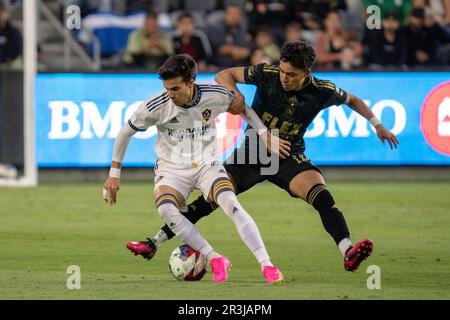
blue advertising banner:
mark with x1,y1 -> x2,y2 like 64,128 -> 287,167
35,72 -> 450,167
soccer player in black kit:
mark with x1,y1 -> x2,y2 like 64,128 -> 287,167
127,41 -> 399,273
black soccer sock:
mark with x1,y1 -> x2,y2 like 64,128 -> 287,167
307,184 -> 350,245
160,195 -> 219,240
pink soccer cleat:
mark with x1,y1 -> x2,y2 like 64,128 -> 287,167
344,238 -> 373,272
126,238 -> 158,260
210,256 -> 231,282
263,266 -> 284,284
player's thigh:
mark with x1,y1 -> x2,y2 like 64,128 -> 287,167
289,169 -> 325,201
224,140 -> 266,194
224,162 -> 266,195
267,154 -> 323,200
196,163 -> 233,202
154,163 -> 193,208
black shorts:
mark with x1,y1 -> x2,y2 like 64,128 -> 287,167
224,141 -> 322,197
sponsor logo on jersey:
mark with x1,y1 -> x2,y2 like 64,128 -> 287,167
169,117 -> 179,124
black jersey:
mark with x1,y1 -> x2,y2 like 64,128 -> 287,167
244,63 -> 348,154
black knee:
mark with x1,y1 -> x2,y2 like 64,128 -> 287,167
307,183 -> 335,211
188,196 -> 218,219
307,184 -> 350,245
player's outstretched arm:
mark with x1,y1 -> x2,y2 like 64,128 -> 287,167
103,123 -> 137,205
345,93 -> 399,149
215,67 -> 248,114
215,67 -> 246,94
241,106 -> 291,159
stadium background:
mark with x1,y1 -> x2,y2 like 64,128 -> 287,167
0,0 -> 449,301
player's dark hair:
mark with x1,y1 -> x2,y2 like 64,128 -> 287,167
280,40 -> 317,70
158,54 -> 198,83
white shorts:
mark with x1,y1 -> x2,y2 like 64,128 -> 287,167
154,160 -> 230,204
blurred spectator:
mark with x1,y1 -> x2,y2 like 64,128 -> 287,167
362,0 -> 414,25
413,0 -> 450,29
253,27 -> 280,64
421,2 -> 450,65
289,0 -> 346,26
125,0 -> 177,14
403,6 -> 449,66
288,1 -> 324,45
289,0 -> 322,24
284,21 -> 319,45
247,0 -> 290,44
363,12 -> 408,69
443,0 -> 450,30
181,0 -> 219,13
0,1 -> 22,68
60,0 -> 117,17
207,4 -> 252,68
248,47 -> 271,65
285,22 -> 303,42
122,10 -> 173,70
172,11 -> 212,71
316,10 -> 363,70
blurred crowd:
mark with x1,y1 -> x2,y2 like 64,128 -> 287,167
1,0 -> 450,71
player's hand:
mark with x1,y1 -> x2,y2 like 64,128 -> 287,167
228,94 -> 246,115
262,131 -> 291,159
375,125 -> 399,149
103,177 -> 120,206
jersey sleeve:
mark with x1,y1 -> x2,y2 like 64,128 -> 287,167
206,85 -> 235,113
128,93 -> 166,131
323,82 -> 348,108
222,89 -> 235,112
243,63 -> 265,86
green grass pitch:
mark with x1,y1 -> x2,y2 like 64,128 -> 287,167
0,181 -> 449,300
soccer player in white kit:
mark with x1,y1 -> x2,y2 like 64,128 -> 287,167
103,54 -> 289,283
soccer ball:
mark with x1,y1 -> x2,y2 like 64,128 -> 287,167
169,244 -> 207,281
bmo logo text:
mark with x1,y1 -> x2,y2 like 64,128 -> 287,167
421,82 -> 450,156
306,99 -> 406,138
48,101 -> 154,140
47,99 -> 406,141
47,100 -> 242,154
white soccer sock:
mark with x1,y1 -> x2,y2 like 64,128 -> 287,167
157,203 -> 216,258
338,238 -> 352,257
216,191 -> 272,267
260,259 -> 273,268
151,229 -> 168,248
206,251 -> 221,261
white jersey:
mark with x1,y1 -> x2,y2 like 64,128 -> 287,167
129,84 -> 234,167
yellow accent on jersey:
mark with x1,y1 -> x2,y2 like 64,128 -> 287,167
263,66 -> 280,73
261,112 -> 274,125
311,78 -> 335,90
